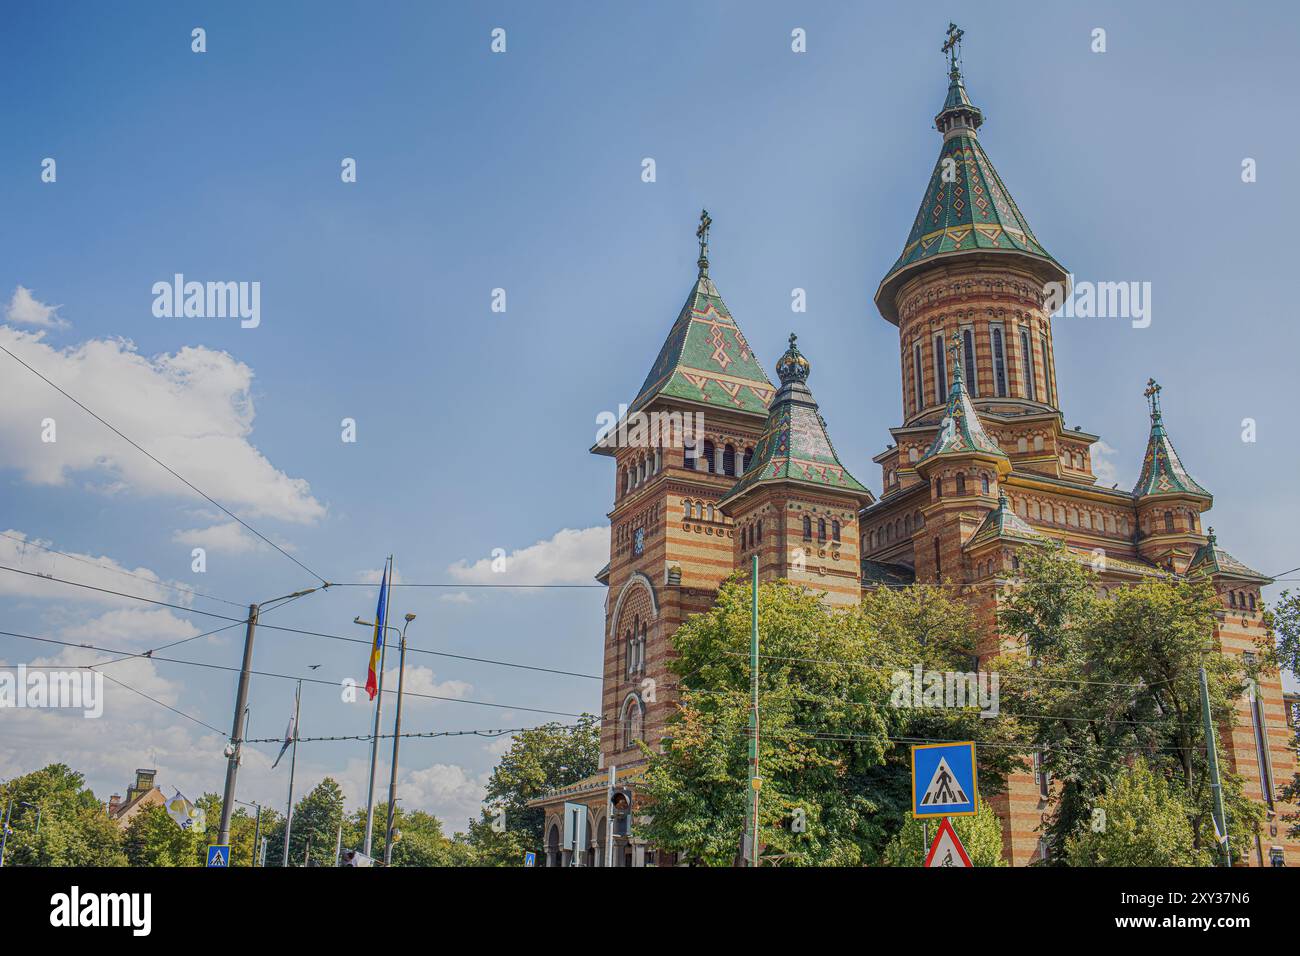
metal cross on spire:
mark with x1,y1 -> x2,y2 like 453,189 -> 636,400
947,330 -> 964,383
942,22 -> 964,74
696,208 -> 712,275
1144,377 -> 1163,420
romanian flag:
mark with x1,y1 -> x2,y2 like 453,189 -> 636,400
365,562 -> 390,700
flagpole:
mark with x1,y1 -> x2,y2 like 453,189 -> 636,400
384,611 -> 416,865
363,555 -> 393,858
281,679 -> 302,865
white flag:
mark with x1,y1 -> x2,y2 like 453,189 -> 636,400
271,707 -> 297,775
165,789 -> 204,833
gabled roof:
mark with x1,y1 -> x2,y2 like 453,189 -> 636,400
1187,529 -> 1270,583
627,219 -> 774,416
875,50 -> 1066,323
965,493 -> 1043,550
1132,380 -> 1211,500
917,337 -> 1008,469
719,335 -> 871,509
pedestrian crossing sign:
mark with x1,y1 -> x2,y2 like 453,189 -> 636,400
206,844 -> 230,867
912,742 -> 977,818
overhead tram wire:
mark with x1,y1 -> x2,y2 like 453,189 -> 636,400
0,530 -> 247,609
0,628 -> 591,719
0,563 -> 604,680
0,340 -> 329,586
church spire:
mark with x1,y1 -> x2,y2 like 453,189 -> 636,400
916,333 -> 1008,469
1132,379 -> 1211,499
696,208 -> 712,276
874,27 -> 1066,324
718,333 -> 870,509
936,23 -> 983,136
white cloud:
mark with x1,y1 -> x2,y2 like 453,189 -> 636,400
0,325 -> 324,523
357,566 -> 404,585
60,608 -> 201,650
447,526 -> 609,586
349,664 -> 471,707
1091,440 -> 1126,488
0,529 -> 185,607
173,521 -> 272,556
438,591 -> 472,604
399,763 -> 488,830
5,286 -> 67,329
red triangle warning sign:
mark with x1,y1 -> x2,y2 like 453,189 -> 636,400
924,817 -> 973,868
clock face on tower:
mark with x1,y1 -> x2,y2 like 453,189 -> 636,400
633,527 -> 645,556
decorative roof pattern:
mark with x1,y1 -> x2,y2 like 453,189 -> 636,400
629,212 -> 774,416
874,33 -> 1066,321
965,493 -> 1043,550
719,335 -> 870,507
1187,528 -> 1270,582
1132,379 -> 1211,500
918,336 -> 1007,466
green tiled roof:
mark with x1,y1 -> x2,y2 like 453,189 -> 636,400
629,271 -> 774,416
719,335 -> 871,508
965,493 -> 1043,549
860,559 -> 916,588
1187,529 -> 1270,582
875,64 -> 1066,322
917,343 -> 1007,466
1132,380 -> 1211,500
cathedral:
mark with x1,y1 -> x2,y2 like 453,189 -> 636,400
531,31 -> 1297,868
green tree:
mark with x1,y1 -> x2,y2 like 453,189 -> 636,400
993,544 -> 1264,864
881,803 -> 1007,866
1268,591 -> 1300,841
0,764 -> 125,866
1065,759 -> 1212,866
465,715 -> 600,865
124,803 -> 203,866
640,576 -> 893,865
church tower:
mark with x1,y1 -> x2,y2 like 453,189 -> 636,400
589,211 -> 773,795
719,334 -> 874,607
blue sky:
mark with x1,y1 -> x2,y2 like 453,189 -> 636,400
2,1 -> 1298,828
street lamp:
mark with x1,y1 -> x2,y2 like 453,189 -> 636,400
354,611 -> 416,865
217,585 -> 327,849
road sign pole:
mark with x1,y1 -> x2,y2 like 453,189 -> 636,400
1200,666 -> 1231,866
748,553 -> 760,867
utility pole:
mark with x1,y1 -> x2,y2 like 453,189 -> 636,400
251,804 -> 262,867
334,821 -> 343,866
605,764 -> 616,868
281,679 -> 302,866
216,586 -> 322,847
1200,666 -> 1231,866
747,553 -> 760,867
385,612 -> 417,865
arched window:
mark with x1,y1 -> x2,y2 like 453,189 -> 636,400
916,512 -> 925,529
624,627 -> 635,678
832,520 -> 841,542
743,447 -> 755,472
756,519 -> 762,542
934,478 -> 943,499
1164,512 -> 1175,533
622,696 -> 645,750
955,474 -> 967,496
723,444 -> 736,476
703,440 -> 716,473
683,499 -> 692,519
802,516 -> 812,540
1248,593 -> 1256,611
1229,591 -> 1237,608
706,504 -> 714,522
981,474 -> 990,495
818,518 -> 827,541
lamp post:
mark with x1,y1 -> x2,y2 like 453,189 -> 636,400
217,586 -> 325,848
355,611 -> 416,865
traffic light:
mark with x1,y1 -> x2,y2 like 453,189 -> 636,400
610,787 -> 632,837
